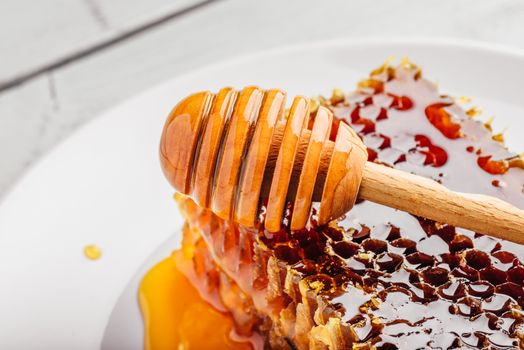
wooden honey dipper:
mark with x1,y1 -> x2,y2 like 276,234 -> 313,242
160,86 -> 524,244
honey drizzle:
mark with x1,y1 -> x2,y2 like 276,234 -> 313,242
138,253 -> 257,350
146,62 -> 524,349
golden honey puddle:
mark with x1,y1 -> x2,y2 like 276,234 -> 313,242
139,253 -> 252,350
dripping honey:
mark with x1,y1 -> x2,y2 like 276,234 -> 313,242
146,62 -> 524,349
139,254 -> 253,350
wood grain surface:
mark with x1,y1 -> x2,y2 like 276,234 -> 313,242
360,162 -> 524,245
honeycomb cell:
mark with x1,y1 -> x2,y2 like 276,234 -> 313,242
172,62 -> 524,350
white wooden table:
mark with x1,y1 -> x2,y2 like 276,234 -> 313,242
2,0 -> 524,199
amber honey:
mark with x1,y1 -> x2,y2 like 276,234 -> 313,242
139,253 -> 254,349
144,61 -> 524,349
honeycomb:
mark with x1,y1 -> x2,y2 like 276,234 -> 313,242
174,62 -> 524,350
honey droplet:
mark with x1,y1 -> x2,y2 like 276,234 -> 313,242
374,56 -> 395,69
370,297 -> 381,309
466,107 -> 483,118
357,79 -> 384,94
492,133 -> 505,143
425,103 -> 462,139
84,244 -> 102,260
371,317 -> 382,326
331,88 -> 345,105
483,116 -> 494,131
508,154 -> 524,170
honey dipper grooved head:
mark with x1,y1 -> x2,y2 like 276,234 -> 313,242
160,87 -> 368,232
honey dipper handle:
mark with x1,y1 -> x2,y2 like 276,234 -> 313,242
359,162 -> 524,245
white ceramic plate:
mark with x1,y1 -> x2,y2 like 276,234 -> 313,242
1,38 -> 524,349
